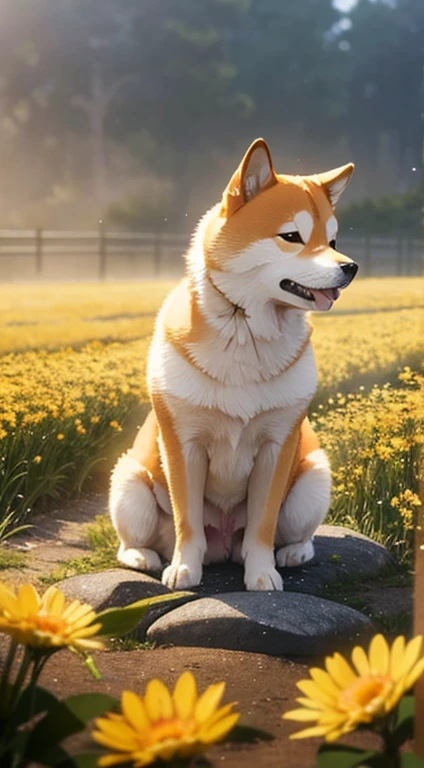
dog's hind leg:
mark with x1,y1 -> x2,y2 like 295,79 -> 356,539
109,452 -> 173,572
275,448 -> 331,568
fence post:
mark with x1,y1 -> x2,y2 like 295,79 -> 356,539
98,221 -> 106,280
35,228 -> 43,278
153,229 -> 162,276
414,479 -> 424,757
396,237 -> 403,275
364,236 -> 371,276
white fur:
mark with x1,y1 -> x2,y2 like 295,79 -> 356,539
326,215 -> 338,242
275,448 -> 331,566
110,452 -> 174,569
148,335 -> 316,421
294,210 -> 313,243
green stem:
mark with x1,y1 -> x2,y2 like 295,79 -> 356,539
0,639 -> 18,719
382,724 -> 401,768
8,647 -> 32,713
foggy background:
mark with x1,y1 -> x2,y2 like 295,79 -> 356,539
0,0 -> 422,278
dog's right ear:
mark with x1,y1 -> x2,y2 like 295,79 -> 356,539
221,138 -> 277,218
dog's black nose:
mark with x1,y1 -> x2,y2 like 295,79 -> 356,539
340,262 -> 358,280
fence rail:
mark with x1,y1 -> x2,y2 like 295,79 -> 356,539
0,228 -> 422,281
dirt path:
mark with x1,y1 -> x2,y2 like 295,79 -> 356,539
1,493 -> 106,587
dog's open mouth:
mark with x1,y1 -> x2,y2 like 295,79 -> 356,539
279,279 -> 341,311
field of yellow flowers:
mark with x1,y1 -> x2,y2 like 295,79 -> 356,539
0,277 -> 422,560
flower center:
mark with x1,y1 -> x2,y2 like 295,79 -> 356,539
145,717 -> 196,746
339,675 -> 393,716
34,614 -> 68,635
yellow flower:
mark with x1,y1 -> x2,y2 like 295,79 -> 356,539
109,420 -> 122,432
92,671 -> 240,766
57,433 -> 65,440
0,583 -> 104,652
33,455 -> 42,464
283,634 -> 424,742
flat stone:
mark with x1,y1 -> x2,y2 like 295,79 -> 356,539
56,568 -> 192,634
147,591 -> 374,656
196,525 -> 391,596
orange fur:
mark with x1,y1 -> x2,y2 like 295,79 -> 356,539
150,391 -> 192,546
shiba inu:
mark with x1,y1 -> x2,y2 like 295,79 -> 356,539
109,138 -> 358,591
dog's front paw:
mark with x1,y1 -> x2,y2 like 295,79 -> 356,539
162,562 -> 202,589
243,545 -> 284,591
276,539 -> 314,568
244,565 -> 284,591
118,546 -> 162,572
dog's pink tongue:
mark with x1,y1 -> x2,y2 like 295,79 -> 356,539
310,288 -> 340,311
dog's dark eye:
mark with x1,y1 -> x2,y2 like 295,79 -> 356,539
278,231 -> 304,244
329,239 -> 337,250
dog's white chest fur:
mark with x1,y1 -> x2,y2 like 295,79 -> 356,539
159,337 -> 317,512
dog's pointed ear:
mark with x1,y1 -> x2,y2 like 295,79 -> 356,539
317,163 -> 354,207
221,138 -> 277,218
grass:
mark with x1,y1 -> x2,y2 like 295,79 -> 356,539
0,547 -> 26,571
41,514 -> 119,585
320,565 -> 414,636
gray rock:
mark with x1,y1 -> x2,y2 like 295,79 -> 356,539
196,525 -> 391,596
56,568 -> 192,634
57,568 -> 169,610
147,591 -> 374,657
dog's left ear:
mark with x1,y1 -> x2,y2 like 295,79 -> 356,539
316,163 -> 354,207
221,138 -> 277,218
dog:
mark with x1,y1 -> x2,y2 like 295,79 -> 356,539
109,138 -> 358,591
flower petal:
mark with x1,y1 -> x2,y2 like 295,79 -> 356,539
390,635 -> 406,680
73,637 -> 105,651
295,696 -> 327,711
396,636 -> 423,679
199,712 -> 240,744
18,584 -> 40,616
67,609 -> 98,632
283,708 -> 322,722
144,679 -> 174,722
289,724 -> 332,740
351,645 -> 370,677
121,691 -> 151,732
325,653 -> 356,688
173,671 -> 197,720
97,753 -> 133,767
68,622 -> 101,638
42,587 -> 65,615
202,702 -> 236,730
296,679 -> 338,707
404,657 -> 424,692
0,583 -> 19,615
309,667 -> 341,697
93,718 -> 139,750
62,599 -> 86,621
369,634 -> 390,675
194,682 -> 225,725
92,728 -> 138,752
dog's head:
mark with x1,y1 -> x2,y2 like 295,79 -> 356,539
204,138 -> 357,312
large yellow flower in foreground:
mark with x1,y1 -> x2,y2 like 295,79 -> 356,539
92,671 -> 240,766
283,634 -> 424,742
0,582 -> 103,652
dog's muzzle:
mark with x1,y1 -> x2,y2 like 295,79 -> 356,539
339,261 -> 358,286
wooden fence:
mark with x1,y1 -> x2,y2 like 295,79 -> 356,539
0,227 -> 422,281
